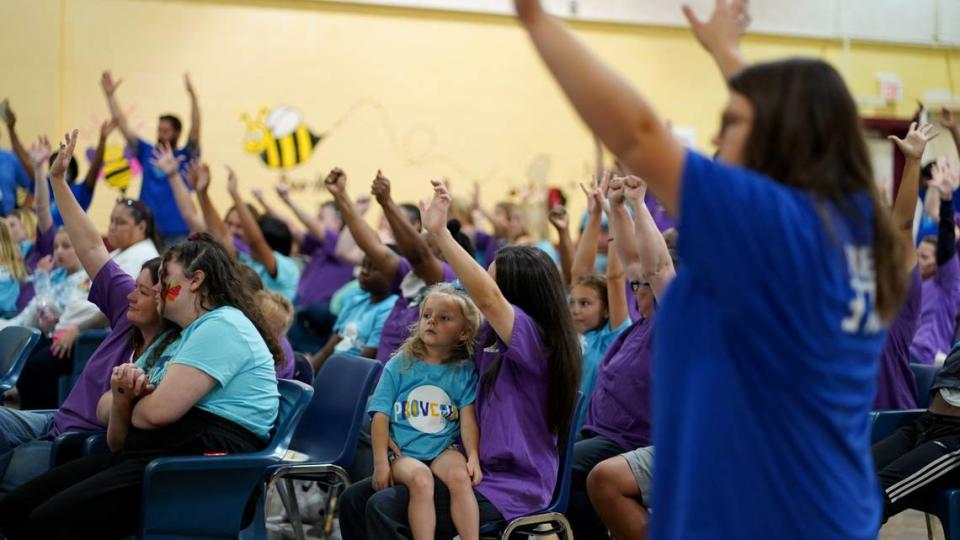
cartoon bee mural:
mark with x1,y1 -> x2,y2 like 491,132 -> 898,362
242,106 -> 324,170
97,144 -> 140,192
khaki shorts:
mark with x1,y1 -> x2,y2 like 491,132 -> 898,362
621,445 -> 654,507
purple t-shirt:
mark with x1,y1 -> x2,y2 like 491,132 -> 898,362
909,256 -> 960,364
277,335 -> 296,379
16,224 -> 57,311
583,316 -> 654,451
473,305 -> 557,520
295,230 -> 354,307
474,230 -> 505,268
874,268 -> 921,410
375,257 -> 457,364
50,260 -> 137,436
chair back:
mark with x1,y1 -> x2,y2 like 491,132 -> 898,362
292,352 -> 314,386
910,363 -> 940,409
288,353 -> 382,466
0,326 -> 40,393
546,392 -> 586,514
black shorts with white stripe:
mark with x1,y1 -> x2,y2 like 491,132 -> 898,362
873,411 -> 960,521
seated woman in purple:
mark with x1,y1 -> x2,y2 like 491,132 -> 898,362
566,175 -> 675,539
910,156 -> 960,365
873,122 -> 939,409
323,169 -> 465,364
339,181 -> 582,539
0,131 -> 171,493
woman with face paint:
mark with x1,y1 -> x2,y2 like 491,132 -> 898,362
0,128 -> 174,496
0,131 -> 282,540
513,0 -> 906,538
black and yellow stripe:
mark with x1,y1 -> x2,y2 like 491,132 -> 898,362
259,126 -> 322,169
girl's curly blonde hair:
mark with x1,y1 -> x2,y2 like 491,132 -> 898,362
398,283 -> 481,367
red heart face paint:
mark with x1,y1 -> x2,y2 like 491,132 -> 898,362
165,279 -> 183,303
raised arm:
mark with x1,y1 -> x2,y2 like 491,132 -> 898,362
889,122 -> 937,271
49,130 -> 112,279
682,0 -> 751,79
3,105 -> 34,179
571,179 -> 605,283
184,73 -> 201,147
424,181 -> 516,344
609,176 -> 675,301
83,119 -> 116,192
195,163 -> 235,256
26,136 -> 54,234
100,70 -> 138,147
930,158 -> 960,267
605,239 -> 629,330
325,168 -> 399,279
227,167 -> 277,275
273,183 -> 320,244
154,146 -> 204,233
548,205 -> 574,287
372,171 -> 444,284
513,0 -> 685,212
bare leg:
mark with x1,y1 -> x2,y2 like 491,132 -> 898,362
587,456 -> 649,540
431,449 -> 479,540
390,456 -> 436,540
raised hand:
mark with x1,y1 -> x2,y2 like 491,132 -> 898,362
422,179 -> 452,235
888,122 -> 937,160
184,72 -> 196,97
185,159 -> 210,192
930,158 -> 960,201
607,175 -> 627,206
151,143 -> 185,176
324,168 -> 347,196
101,70 -> 122,97
682,0 -> 751,54
942,107 -> 957,131
514,0 -> 544,23
3,101 -> 15,129
100,118 -> 118,139
225,166 -> 239,195
27,136 -> 52,170
50,129 -> 79,181
622,175 -> 648,202
275,182 -> 291,201
371,170 -> 392,205
548,205 -> 569,231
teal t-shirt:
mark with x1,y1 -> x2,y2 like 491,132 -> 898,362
149,306 -> 280,439
576,318 -> 631,432
239,251 -> 301,303
0,267 -> 20,316
133,329 -> 180,384
333,287 -> 398,355
367,353 -> 478,461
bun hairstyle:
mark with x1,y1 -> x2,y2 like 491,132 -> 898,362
447,219 -> 473,255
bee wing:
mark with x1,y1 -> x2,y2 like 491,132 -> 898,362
265,106 -> 303,138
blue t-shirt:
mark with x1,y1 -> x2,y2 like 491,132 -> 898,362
0,267 -> 20,316
367,352 -> 478,461
652,150 -> 886,539
575,318 -> 630,432
239,251 -> 301,303
149,306 -> 280,439
0,150 -> 31,216
136,138 -> 197,236
333,287 -> 398,355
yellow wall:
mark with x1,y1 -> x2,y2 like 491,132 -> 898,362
1,0 -> 958,231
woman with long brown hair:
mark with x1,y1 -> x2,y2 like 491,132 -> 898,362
513,0 -> 905,538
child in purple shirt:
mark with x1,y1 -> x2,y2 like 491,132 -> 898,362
910,157 -> 960,364
339,181 -> 582,538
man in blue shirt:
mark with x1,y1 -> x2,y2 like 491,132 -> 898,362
101,70 -> 200,246
0,109 -> 32,217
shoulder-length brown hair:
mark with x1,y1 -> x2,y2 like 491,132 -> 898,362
728,58 -> 906,321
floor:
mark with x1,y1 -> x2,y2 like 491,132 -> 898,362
880,510 -> 940,540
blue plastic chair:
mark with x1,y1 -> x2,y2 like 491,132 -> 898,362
292,352 -> 314,386
57,329 -> 109,405
135,379 -> 313,540
873,409 -> 960,540
0,326 -> 40,394
909,362 -> 940,409
254,353 -> 382,540
479,392 -> 586,540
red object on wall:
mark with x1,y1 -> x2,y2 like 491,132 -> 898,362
862,117 -> 914,198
